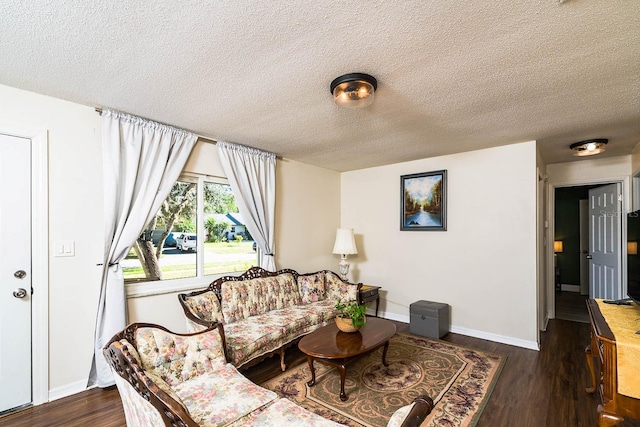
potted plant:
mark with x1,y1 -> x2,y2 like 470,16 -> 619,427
334,299 -> 367,333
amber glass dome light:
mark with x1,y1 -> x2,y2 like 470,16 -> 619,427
330,73 -> 377,109
570,138 -> 608,156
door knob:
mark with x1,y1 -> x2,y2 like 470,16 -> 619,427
14,270 -> 26,279
586,254 -> 593,259
13,288 -> 27,298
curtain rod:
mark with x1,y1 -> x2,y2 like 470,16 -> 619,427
95,107 -> 281,158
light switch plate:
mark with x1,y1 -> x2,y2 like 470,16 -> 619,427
54,240 -> 75,257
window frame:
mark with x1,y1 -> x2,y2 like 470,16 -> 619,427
125,173 -> 258,298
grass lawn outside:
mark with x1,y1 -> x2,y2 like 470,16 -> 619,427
123,241 -> 257,281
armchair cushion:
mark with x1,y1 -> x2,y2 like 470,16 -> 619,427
228,397 -> 345,427
134,326 -> 227,387
173,364 -> 277,427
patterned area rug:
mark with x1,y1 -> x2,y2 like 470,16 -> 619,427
262,333 -> 505,427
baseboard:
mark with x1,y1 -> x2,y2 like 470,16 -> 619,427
449,325 -> 540,351
48,380 -> 94,402
376,310 -> 409,324
560,284 -> 580,292
377,311 -> 540,351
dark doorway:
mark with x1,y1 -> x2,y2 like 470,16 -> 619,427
554,184 -> 601,323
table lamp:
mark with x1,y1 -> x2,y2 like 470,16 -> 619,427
332,228 -> 358,281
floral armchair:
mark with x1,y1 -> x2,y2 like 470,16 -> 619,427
104,322 -> 433,427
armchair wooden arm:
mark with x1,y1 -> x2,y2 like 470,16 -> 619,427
398,395 -> 435,427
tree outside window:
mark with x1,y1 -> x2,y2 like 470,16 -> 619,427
122,177 -> 257,283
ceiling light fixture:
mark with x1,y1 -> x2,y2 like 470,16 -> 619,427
570,138 -> 608,156
330,73 -> 377,109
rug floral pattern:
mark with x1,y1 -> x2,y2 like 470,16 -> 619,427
262,333 -> 505,427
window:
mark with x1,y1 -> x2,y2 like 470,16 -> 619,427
123,175 -> 258,295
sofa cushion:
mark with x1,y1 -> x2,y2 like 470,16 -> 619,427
260,301 -> 338,335
182,291 -> 224,324
227,397 -> 346,426
134,326 -> 227,387
223,302 -> 339,367
221,273 -> 301,323
298,272 -> 326,303
173,363 -> 277,427
325,271 -> 358,302
286,300 -> 338,329
222,318 -> 288,367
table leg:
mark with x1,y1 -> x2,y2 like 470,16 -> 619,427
306,356 -> 316,387
338,364 -> 347,401
374,296 -> 379,317
381,341 -> 390,367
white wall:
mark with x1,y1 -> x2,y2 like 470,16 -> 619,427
341,141 -> 539,348
630,142 -> 640,176
275,158 -> 341,272
0,84 -> 103,397
547,155 -> 632,187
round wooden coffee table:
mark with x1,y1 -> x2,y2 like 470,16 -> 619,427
298,317 -> 396,401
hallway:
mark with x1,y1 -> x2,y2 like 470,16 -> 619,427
555,290 -> 589,323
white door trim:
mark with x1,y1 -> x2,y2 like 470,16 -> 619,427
546,176 -> 629,320
0,124 -> 49,405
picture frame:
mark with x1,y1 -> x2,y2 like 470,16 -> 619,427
401,170 -> 447,231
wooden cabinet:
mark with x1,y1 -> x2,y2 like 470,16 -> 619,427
358,285 -> 381,317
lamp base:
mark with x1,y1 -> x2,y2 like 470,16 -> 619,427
338,255 -> 350,282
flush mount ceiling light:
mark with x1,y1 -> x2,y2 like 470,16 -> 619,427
330,73 -> 377,109
570,138 -> 608,156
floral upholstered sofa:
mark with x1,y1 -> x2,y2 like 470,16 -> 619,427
103,323 -> 434,427
178,267 -> 359,371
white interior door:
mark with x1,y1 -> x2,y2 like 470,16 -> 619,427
0,133 -> 32,412
589,183 -> 622,300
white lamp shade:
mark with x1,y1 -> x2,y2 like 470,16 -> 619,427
332,228 -> 358,255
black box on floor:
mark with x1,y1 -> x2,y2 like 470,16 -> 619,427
409,300 -> 450,339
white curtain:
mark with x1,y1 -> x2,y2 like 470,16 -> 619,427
89,109 -> 197,387
217,141 -> 276,271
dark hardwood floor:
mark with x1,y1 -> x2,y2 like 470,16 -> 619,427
1,319 -> 638,427
555,290 -> 590,323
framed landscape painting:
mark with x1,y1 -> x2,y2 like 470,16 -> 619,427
401,170 -> 447,231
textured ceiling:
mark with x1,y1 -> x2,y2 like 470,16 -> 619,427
0,1 -> 639,171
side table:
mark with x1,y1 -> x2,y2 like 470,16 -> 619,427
358,285 -> 381,317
